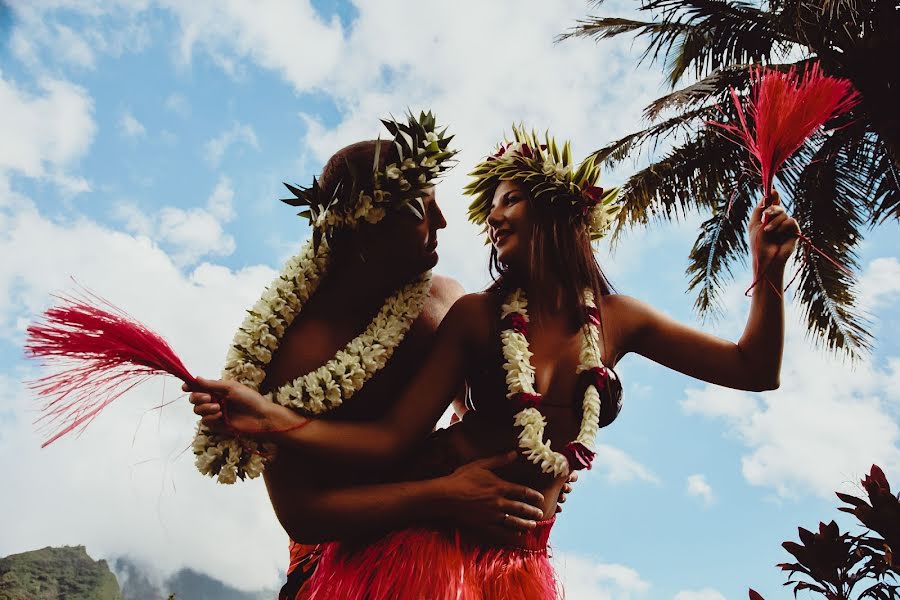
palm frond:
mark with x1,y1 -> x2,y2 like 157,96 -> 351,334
593,104 -> 721,169
610,125 -> 745,242
686,178 -> 755,318
643,60 -> 813,121
868,139 -> 900,224
782,132 -> 872,356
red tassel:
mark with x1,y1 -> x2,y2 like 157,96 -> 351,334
711,63 -> 860,201
24,288 -> 196,448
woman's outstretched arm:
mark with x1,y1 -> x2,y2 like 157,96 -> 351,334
188,294 -> 482,464
615,193 -> 799,391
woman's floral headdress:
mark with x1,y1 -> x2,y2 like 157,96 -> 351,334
282,110 -> 457,249
464,126 -> 620,240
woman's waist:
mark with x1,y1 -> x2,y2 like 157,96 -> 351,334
464,517 -> 556,551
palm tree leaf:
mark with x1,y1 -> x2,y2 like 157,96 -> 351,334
610,124 -> 745,242
643,60 -> 813,121
686,178 -> 755,318
868,139 -> 900,224
592,104 -> 721,169
783,133 -> 873,356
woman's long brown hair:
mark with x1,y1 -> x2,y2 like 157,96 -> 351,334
488,186 -> 615,330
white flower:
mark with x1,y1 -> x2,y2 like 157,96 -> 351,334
194,241 -> 432,484
398,178 -> 411,191
401,158 -> 416,170
421,156 -> 437,168
425,131 -> 438,143
385,164 -> 401,179
365,206 -> 386,224
500,287 -> 606,476
217,466 -> 237,485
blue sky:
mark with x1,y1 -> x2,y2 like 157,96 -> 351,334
1,1 -> 898,599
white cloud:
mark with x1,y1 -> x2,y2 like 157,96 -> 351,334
164,92 -> 190,117
206,176 -> 235,221
53,24 -> 97,68
595,443 -> 661,485
204,122 -> 259,166
686,474 -> 715,507
0,187 -> 284,589
115,175 -> 236,266
119,110 -> 146,138
554,552 -> 651,600
163,0 -> 344,91
858,257 -> 900,312
674,588 -> 727,600
0,72 -> 95,183
680,261 -> 900,499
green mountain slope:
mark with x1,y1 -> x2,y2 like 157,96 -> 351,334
0,546 -> 122,600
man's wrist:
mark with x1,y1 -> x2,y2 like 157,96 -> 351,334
418,476 -> 455,520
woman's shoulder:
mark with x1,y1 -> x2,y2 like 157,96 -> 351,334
598,292 -> 654,321
449,291 -> 497,318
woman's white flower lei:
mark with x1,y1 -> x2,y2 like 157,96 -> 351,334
500,288 -> 605,477
193,238 -> 432,484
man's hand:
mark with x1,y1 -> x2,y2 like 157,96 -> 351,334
438,451 -> 545,536
183,377 -> 299,436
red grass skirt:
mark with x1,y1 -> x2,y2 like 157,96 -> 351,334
304,519 -> 559,600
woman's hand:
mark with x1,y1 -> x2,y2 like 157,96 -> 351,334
556,470 -> 578,514
438,451 -> 546,535
183,377 -> 299,436
749,190 -> 800,273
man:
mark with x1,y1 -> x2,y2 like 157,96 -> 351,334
188,114 -> 549,598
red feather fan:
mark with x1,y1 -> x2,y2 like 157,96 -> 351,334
24,289 -> 197,447
711,62 -> 860,204
709,62 -> 861,291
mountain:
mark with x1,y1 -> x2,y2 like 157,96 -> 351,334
113,557 -> 278,600
0,547 -> 278,600
0,546 -> 122,600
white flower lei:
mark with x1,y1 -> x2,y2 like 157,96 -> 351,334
500,288 -> 605,477
193,238 -> 432,484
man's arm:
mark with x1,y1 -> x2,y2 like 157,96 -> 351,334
266,452 -> 545,544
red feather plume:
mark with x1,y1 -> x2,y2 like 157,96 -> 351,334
24,288 -> 197,448
711,62 -> 860,203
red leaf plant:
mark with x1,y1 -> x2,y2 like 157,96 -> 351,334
749,465 -> 900,599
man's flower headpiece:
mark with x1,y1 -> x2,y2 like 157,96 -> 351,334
282,110 -> 457,249
464,126 -> 620,240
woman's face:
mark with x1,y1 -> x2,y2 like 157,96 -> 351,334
488,180 -> 533,269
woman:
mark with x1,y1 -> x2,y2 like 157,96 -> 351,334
189,127 -> 799,599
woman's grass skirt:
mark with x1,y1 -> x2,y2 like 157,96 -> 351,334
304,519 -> 559,599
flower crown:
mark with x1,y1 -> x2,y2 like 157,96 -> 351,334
282,111 -> 457,249
464,126 -> 620,240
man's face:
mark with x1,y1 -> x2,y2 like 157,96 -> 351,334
364,186 -> 447,277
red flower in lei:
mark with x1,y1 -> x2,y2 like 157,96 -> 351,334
578,366 -> 608,394
504,313 -> 529,337
583,306 -> 601,328
579,186 -> 605,216
514,392 -> 543,410
561,441 -> 596,471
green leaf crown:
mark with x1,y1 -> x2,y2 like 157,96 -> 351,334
282,110 -> 457,248
464,126 -> 621,241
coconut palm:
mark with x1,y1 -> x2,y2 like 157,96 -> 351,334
560,0 -> 900,356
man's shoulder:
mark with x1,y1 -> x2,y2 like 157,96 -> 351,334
427,274 -> 466,316
430,273 -> 465,301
